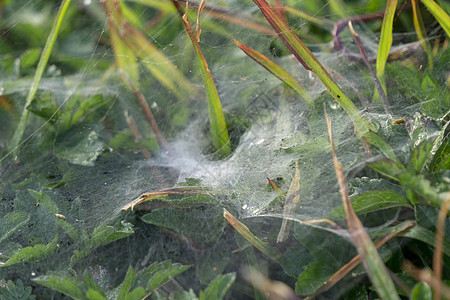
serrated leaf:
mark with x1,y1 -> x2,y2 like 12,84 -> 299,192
33,272 -> 85,300
0,279 -> 35,300
408,138 -> 435,173
430,128 -> 449,172
54,125 -> 105,166
0,235 -> 58,267
143,261 -> 190,293
124,287 -> 146,300
28,189 -> 59,215
200,273 -> 235,300
329,190 -> 411,219
0,212 -> 29,244
368,158 -> 406,181
118,266 -> 136,300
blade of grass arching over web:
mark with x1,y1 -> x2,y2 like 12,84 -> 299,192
251,0 -> 374,138
375,0 -> 398,103
7,0 -> 72,157
177,2 -> 231,157
421,0 -> 450,37
325,106 -> 400,300
234,38 -> 313,108
412,0 -> 434,69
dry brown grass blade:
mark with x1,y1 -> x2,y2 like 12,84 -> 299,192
121,71 -> 170,151
433,195 -> 450,300
195,0 -> 207,41
325,104 -> 400,300
309,221 -> 415,298
277,160 -> 300,243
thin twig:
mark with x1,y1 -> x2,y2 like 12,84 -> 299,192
120,70 -> 170,151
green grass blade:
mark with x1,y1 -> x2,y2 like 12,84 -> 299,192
251,0 -> 374,137
412,0 -> 434,69
179,5 -> 231,157
7,0 -> 72,157
421,0 -> 450,37
103,0 -> 197,100
375,0 -> 398,99
234,38 -> 313,108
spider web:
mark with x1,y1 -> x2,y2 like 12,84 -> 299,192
0,0 -> 447,297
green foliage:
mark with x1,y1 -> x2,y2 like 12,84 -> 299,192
1,0 -> 449,299
0,280 -> 35,300
34,261 -> 189,300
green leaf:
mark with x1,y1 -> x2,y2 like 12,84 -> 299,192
143,261 -> 190,293
410,282 -> 432,300
118,266 -> 136,300
368,158 -> 406,181
200,273 -> 235,300
124,287 -> 146,300
0,280 -> 35,300
54,125 -> 105,166
0,212 -> 29,244
293,225 -> 356,296
28,189 -> 59,215
82,271 -> 106,299
71,222 -> 134,265
33,272 -> 85,300
329,190 -> 412,219
430,128 -> 449,172
20,48 -> 41,69
0,235 -> 58,267
85,289 -> 106,300
408,138 -> 435,173
398,225 -> 450,257
26,91 -> 60,123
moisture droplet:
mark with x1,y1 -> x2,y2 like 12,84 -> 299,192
242,204 -> 248,209
31,272 -> 36,276
83,0 -> 92,5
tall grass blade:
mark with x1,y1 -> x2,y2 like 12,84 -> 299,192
223,208 -> 281,262
420,0 -> 450,37
311,221 -> 415,297
234,38 -> 313,108
177,2 -> 231,157
411,0 -> 434,69
103,0 -> 197,100
375,0 -> 398,101
325,106 -> 400,300
104,1 -> 139,85
251,0 -> 374,138
7,0 -> 72,157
